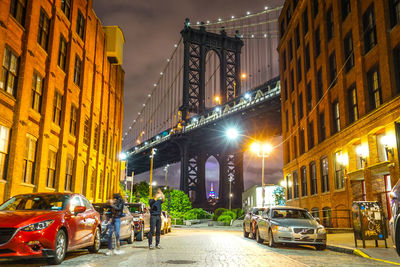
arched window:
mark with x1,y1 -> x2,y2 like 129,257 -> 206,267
310,161 -> 317,195
301,166 -> 307,197
311,207 -> 319,218
320,156 -> 329,193
322,207 -> 332,227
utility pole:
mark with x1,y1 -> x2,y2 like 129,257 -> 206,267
149,148 -> 156,198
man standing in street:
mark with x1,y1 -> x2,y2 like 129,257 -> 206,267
106,193 -> 124,256
148,188 -> 165,249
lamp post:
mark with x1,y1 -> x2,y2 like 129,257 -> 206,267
228,176 -> 234,210
164,164 -> 170,189
119,152 -> 128,193
225,127 -> 273,208
149,148 -> 156,198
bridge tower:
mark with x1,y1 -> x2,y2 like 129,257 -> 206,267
179,20 -> 244,208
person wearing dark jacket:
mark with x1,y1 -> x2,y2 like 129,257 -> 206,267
148,188 -> 164,249
106,193 -> 124,256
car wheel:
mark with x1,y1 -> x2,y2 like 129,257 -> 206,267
48,230 -> 67,265
88,227 -> 101,253
243,226 -> 249,238
268,229 -> 276,247
316,244 -> 326,250
256,228 -> 264,244
127,226 -> 135,244
136,224 -> 144,241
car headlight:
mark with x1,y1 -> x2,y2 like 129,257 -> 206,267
21,220 -> 54,232
275,225 -> 291,232
317,226 -> 326,234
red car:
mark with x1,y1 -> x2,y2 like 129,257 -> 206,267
0,192 -> 101,265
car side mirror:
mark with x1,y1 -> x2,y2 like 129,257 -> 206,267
74,206 -> 86,215
315,217 -> 320,223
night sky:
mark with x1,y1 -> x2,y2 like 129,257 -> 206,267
93,0 -> 284,193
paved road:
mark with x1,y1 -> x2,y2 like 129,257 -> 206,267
1,228 -> 394,266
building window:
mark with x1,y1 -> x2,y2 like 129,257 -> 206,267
390,0 -> 400,27
90,167 -> 96,198
53,91 -> 62,126
303,7 -> 309,34
37,9 -> 50,51
315,27 -> 321,57
313,0 -> 318,18
83,117 -> 90,146
10,0 -> 26,26
326,8 -> 334,41
319,112 -> 326,143
348,86 -> 358,123
320,156 -> 329,193
109,136 -> 113,160
377,133 -> 389,162
305,43 -> 310,72
47,148 -> 57,188
76,10 -> 85,40
99,171 -> 104,200
282,50 -> 286,71
311,207 -> 319,218
284,79 -> 288,101
285,110 -> 289,132
295,25 -> 300,48
65,156 -> 73,191
308,120 -> 314,149
70,105 -> 77,136
290,70 -> 294,92
293,171 -> 299,198
298,93 -> 304,119
322,207 -> 332,227
310,161 -> 317,195
31,72 -> 43,113
73,55 -> 82,87
0,125 -> 10,180
293,136 -> 297,159
306,82 -> 312,111
23,135 -> 37,184
286,174 -> 292,200
342,0 -> 351,21
301,166 -> 307,197
289,39 -> 293,61
367,66 -> 382,110
363,5 -> 377,54
93,123 -> 99,151
1,47 -> 19,96
344,32 -> 354,72
292,102 -> 296,125
102,130 -> 106,155
58,35 -> 67,71
334,151 -> 344,190
297,58 -> 302,83
393,45 -> 400,94
61,0 -> 71,19
317,69 -> 323,100
329,52 -> 337,86
299,128 -> 305,155
332,100 -> 340,134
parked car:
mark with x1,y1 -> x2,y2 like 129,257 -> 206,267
256,206 -> 327,250
0,193 -> 101,265
389,181 -> 400,256
125,202 -> 150,241
243,207 -> 265,239
161,211 -> 172,234
92,203 -> 135,246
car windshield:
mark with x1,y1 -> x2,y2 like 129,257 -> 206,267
272,209 -> 313,219
93,204 -> 112,215
254,208 -> 265,215
127,204 -> 142,213
0,194 -> 69,211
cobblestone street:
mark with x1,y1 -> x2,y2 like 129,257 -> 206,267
1,228 -> 395,266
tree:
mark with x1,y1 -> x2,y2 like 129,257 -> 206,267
162,189 -> 192,213
134,181 -> 149,199
273,186 -> 286,206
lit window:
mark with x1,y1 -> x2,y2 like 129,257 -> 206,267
301,166 -> 307,197
58,36 -> 67,71
31,72 -> 43,112
61,0 -> 71,19
363,4 -> 377,53
320,156 -> 329,193
0,125 -> 10,180
73,55 -> 82,86
76,11 -> 85,40
1,47 -> 19,96
53,91 -> 63,126
23,135 -> 37,184
37,9 -> 50,51
65,156 -> 73,191
47,149 -> 57,188
334,151 -> 344,190
70,105 -> 77,136
10,0 -> 26,26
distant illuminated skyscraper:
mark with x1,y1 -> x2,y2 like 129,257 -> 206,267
208,182 -> 216,198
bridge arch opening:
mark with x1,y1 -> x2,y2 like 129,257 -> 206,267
205,50 -> 221,109
205,155 -> 220,203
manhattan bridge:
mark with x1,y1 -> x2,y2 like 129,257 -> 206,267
122,6 -> 283,209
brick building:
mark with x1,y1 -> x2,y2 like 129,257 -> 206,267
0,0 -> 124,202
278,0 -> 400,227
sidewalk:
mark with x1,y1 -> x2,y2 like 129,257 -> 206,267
327,233 -> 400,265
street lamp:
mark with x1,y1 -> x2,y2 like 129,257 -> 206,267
119,152 -> 128,194
149,148 -> 157,198
250,142 -> 273,208
164,164 -> 170,189
228,176 -> 234,210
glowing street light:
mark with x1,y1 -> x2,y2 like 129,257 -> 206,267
226,127 -> 239,140
215,96 -> 221,105
241,73 -> 247,79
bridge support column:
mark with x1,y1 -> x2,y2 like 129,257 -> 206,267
232,152 -> 244,209
193,151 -> 206,207
179,141 -> 189,194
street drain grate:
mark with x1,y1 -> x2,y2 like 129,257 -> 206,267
163,260 -> 197,264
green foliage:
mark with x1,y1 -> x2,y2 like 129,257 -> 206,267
232,208 -> 244,219
134,181 -> 150,199
217,215 -> 232,225
162,190 -> 192,213
183,208 -> 211,220
213,208 -> 228,221
221,210 -> 236,220
273,186 -> 286,206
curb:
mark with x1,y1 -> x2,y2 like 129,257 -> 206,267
327,244 -> 400,266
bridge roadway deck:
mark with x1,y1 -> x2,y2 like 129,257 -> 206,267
128,86 -> 282,175
2,228 -> 393,266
